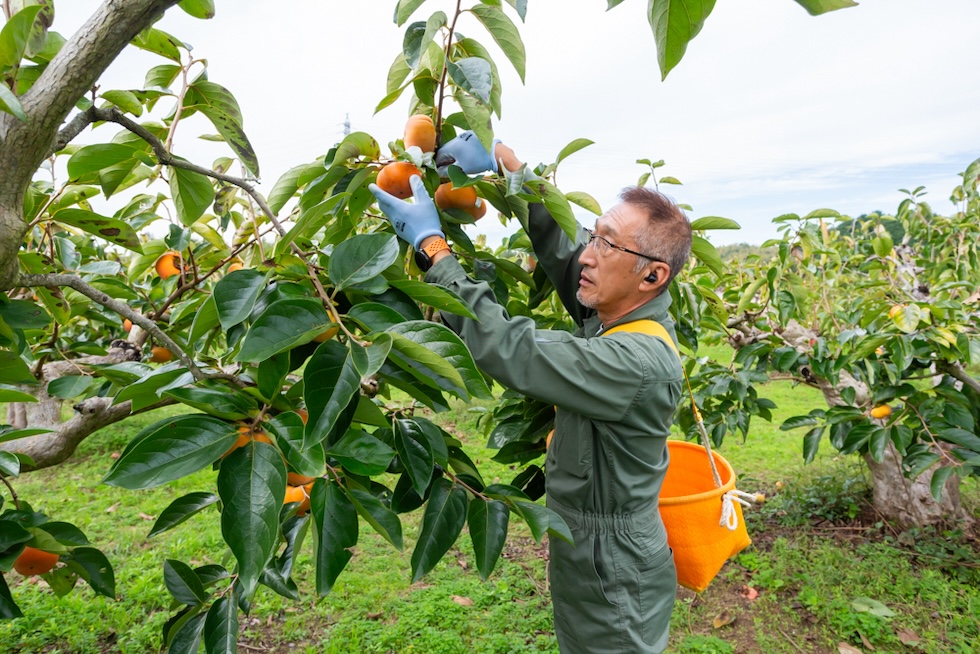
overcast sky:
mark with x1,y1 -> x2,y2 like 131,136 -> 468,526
50,1 -> 980,247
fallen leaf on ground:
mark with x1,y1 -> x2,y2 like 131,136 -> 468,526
895,627 -> 920,645
859,632 -> 875,650
105,503 -> 119,513
712,610 -> 735,628
138,512 -> 154,521
365,612 -> 383,620
837,643 -> 863,654
739,585 -> 759,600
452,595 -> 474,606
110,452 -> 120,459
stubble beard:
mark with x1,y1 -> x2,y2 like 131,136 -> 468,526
576,288 -> 598,309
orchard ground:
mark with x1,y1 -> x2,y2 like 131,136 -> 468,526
3,345 -> 978,654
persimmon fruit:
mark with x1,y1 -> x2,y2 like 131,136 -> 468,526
376,162 -> 422,199
222,425 -> 273,458
14,546 -> 59,576
155,251 -> 181,279
149,346 -> 173,363
123,319 -> 133,332
870,405 -> 892,420
227,262 -> 244,273
313,325 -> 340,343
404,114 -> 436,153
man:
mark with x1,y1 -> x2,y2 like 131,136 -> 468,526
369,132 -> 692,653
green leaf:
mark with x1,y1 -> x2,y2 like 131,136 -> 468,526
185,80 -> 259,176
312,480 -> 358,595
690,216 -> 741,231
0,451 -> 19,477
303,340 -> 361,449
508,499 -> 573,545
0,84 -> 26,121
647,0 -> 718,80
46,375 -> 94,399
394,0 -> 428,26
403,12 -> 446,69
169,165 -> 215,226
164,386 -> 258,421
213,268 -> 267,330
144,63 -> 180,90
394,418 -> 435,496
802,426 -> 824,464
454,87 -> 493,152
411,478 -> 468,582
328,234 -> 399,292
522,177 -> 578,242
327,430 -> 395,477
0,384 -> 37,403
65,547 -> 115,599
131,27 -> 182,62
0,573 -> 24,619
331,131 -> 380,165
348,487 -> 403,550
203,595 -> 238,653
470,4 -> 526,83
149,492 -> 219,538
890,304 -> 924,334
0,5 -> 43,69
100,90 -> 143,116
690,234 -> 724,277
166,610 -> 205,654
929,466 -> 955,503
103,415 -> 239,490
50,208 -> 142,252
267,162 -> 321,214
178,0 -> 216,19
851,596 -> 897,618
265,412 -> 325,477
468,499 -> 509,580
387,321 -> 492,400
936,427 -> 980,453
556,138 -> 594,165
565,191 -> 602,216
0,350 -> 35,384
237,298 -> 331,363
793,0 -> 858,16
164,559 -> 208,606
388,279 -> 478,320
217,442 -> 286,600
447,57 -> 492,104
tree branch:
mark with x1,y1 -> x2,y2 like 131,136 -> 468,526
18,272 -> 243,387
939,361 -> 980,396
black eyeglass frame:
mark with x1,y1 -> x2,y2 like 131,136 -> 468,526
584,228 -> 667,264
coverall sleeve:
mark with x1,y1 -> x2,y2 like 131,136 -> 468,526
524,202 -> 592,327
425,257 -> 676,423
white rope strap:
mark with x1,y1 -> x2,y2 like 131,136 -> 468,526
719,490 -> 761,530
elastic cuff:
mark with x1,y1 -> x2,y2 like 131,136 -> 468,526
489,138 -> 502,174
412,229 -> 446,250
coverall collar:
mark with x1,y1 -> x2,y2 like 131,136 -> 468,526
590,289 -> 674,337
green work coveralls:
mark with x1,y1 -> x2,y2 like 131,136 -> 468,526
426,203 -> 682,653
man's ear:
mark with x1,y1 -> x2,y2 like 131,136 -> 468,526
639,262 -> 670,293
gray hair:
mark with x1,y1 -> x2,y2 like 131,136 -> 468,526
620,186 -> 692,287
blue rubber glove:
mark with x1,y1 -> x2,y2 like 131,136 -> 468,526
435,131 -> 501,176
368,174 -> 444,250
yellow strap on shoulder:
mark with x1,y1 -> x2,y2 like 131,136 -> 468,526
602,319 -> 680,358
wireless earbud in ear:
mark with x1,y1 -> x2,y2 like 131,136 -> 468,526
645,272 -> 658,283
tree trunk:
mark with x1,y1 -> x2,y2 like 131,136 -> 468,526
863,443 -> 972,530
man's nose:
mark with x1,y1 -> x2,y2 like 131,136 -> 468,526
578,243 -> 596,267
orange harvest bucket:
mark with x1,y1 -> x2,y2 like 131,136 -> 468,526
658,440 -> 751,592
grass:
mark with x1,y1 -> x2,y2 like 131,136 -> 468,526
2,350 -> 979,653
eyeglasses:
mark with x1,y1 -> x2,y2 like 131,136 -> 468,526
584,228 -> 666,263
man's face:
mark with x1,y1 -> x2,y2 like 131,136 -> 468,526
575,202 -> 651,315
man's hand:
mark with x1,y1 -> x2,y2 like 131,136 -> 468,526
369,174 -> 444,250
435,131 -> 500,176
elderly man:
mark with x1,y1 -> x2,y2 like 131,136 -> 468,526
370,133 -> 692,653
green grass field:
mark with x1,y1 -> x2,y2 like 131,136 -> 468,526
3,357 -> 979,653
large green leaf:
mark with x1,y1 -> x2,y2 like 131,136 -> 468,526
163,386 -> 258,421
388,280 -> 477,320
217,442 -> 286,600
0,573 -> 23,619
793,0 -> 858,15
166,610 -> 205,654
394,418 -> 434,496
169,165 -> 215,226
0,5 -> 42,69
185,80 -> 259,176
411,478 -> 467,582
0,350 -> 35,384
312,480 -> 358,596
387,321 -> 492,400
468,499 -> 509,580
203,595 -> 238,654
327,430 -> 395,476
131,27 -> 182,62
67,143 -> 143,179
393,0 -> 428,26
236,298 -> 331,363
402,12 -> 446,69
447,57 -> 492,104
148,492 -> 219,538
51,208 -> 142,252
690,216 -> 741,231
522,177 -> 578,242
303,340 -> 361,450
213,268 -> 267,329
470,4 -> 526,83
331,131 -> 380,165
556,138 -> 594,166
647,0 -> 718,80
0,83 -> 25,121
65,547 -> 115,598
328,233 -> 399,292
103,415 -> 239,490
690,234 -> 724,277
46,375 -> 93,399
267,162 -> 323,215
178,0 -> 216,19
164,559 -> 208,606
454,88 -> 493,152
348,487 -> 403,550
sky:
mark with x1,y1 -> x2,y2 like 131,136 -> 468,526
49,1 -> 980,248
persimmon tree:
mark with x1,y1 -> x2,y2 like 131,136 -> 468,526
16,1 -> 978,652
